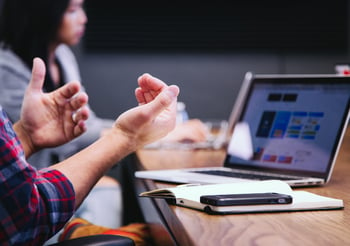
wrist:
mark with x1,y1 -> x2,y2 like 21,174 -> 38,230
106,126 -> 138,154
13,121 -> 37,158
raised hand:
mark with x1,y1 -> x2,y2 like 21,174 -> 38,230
113,73 -> 179,149
15,58 -> 89,156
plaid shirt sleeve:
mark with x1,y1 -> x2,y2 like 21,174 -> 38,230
0,108 -> 76,246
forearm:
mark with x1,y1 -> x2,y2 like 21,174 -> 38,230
51,80 -> 179,207
52,128 -> 135,207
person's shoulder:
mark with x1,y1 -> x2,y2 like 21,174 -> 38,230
55,44 -> 81,82
0,46 -> 31,81
0,46 -> 27,68
55,44 -> 76,61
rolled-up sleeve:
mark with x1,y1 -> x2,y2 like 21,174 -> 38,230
0,167 -> 76,246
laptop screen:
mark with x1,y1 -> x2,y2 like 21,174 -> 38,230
225,74 -> 350,178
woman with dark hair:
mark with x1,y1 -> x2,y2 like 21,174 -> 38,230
0,0 -> 208,240
0,0 -> 70,81
0,0 -> 111,167
0,0 -> 123,235
0,0 -> 208,165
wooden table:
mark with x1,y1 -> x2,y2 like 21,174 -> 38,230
133,128 -> 350,246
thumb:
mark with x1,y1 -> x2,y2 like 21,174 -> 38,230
28,57 -> 46,92
144,85 -> 180,116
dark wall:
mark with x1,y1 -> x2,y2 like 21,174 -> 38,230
75,1 -> 350,120
84,1 -> 347,54
1,0 -> 345,121
76,50 -> 348,121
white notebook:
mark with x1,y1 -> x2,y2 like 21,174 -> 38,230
139,180 -> 344,214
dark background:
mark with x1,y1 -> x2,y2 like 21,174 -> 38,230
84,1 -> 347,54
1,0 -> 349,121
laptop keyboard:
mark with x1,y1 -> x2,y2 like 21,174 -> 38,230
192,170 -> 299,181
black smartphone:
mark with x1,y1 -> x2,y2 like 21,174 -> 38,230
200,192 -> 293,206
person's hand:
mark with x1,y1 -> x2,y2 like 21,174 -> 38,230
52,74 -> 178,206
135,75 -> 207,144
113,73 -> 180,149
14,58 -> 89,156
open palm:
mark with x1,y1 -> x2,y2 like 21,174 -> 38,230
20,58 -> 89,149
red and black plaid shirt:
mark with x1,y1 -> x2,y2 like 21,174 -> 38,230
0,107 -> 75,245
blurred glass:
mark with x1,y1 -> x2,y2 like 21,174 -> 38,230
144,120 -> 229,150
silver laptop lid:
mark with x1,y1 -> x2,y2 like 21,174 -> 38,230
224,72 -> 350,183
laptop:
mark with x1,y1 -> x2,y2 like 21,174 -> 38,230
135,72 -> 350,187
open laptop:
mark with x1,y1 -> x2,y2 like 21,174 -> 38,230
135,72 -> 350,187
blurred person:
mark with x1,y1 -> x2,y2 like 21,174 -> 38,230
0,57 -> 179,245
0,0 -> 207,231
0,0 -> 111,169
0,0 -> 122,230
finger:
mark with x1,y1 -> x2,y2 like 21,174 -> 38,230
52,81 -> 86,107
144,89 -> 158,103
69,92 -> 89,111
72,106 -> 89,123
135,87 -> 158,105
74,120 -> 87,137
28,58 -> 46,92
57,81 -> 81,101
138,73 -> 167,90
141,85 -> 179,118
135,87 -> 146,105
138,73 -> 166,102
